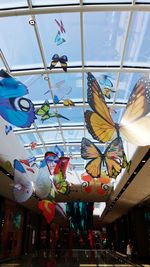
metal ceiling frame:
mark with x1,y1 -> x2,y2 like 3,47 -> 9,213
1,3 -> 150,18
0,0 -> 149,158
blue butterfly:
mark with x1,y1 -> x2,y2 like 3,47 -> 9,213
5,125 -> 13,135
0,70 -> 36,128
55,31 -> 66,46
99,74 -> 113,88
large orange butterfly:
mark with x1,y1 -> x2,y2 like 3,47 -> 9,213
85,72 -> 150,146
81,137 -> 125,178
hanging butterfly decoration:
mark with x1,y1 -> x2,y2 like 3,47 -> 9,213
63,99 -> 75,107
45,152 -> 70,195
55,19 -> 66,33
35,100 -> 69,121
38,200 -> 56,224
85,72 -> 150,146
5,125 -> 13,135
99,74 -> 113,86
81,137 -> 126,178
50,54 -> 68,72
30,142 -> 37,150
99,73 -> 114,100
44,151 -> 59,176
45,151 -> 70,176
19,157 -> 36,167
103,88 -> 115,99
55,31 -> 66,46
0,69 -> 36,128
12,160 -> 34,203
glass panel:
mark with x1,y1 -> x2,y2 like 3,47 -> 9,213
17,74 -> 52,102
0,0 -> 27,9
48,72 -> 83,102
125,12 -> 150,67
117,72 -> 143,101
63,129 -> 84,142
40,130 -> 63,143
36,13 -> 81,67
27,148 -> 44,156
84,12 -> 129,65
17,133 -> 41,145
0,16 -> 42,69
56,107 -> 84,126
32,0 -> 79,5
67,145 -> 81,155
136,0 -> 150,2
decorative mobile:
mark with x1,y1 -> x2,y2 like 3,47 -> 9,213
102,88 -> 115,99
85,72 -> 150,146
55,19 -> 66,33
30,142 -> 37,150
38,200 -> 55,224
0,69 -> 36,128
35,100 -> 69,121
81,137 -> 126,178
55,31 -> 66,46
63,99 -> 75,107
99,74 -> 113,88
50,54 -> 68,72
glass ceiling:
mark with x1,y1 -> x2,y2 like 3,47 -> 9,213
0,0 -> 149,176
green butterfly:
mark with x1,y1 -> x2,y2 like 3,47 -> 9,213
35,100 -> 50,121
35,100 -> 69,122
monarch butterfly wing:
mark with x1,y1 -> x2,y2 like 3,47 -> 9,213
120,75 -> 150,145
85,73 -> 116,143
85,158 -> 102,178
85,111 -> 116,143
105,137 -> 124,178
81,137 -> 101,159
87,72 -> 114,123
81,137 -> 102,178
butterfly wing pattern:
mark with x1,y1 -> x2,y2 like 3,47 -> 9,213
85,72 -> 150,146
85,72 -> 116,143
81,137 -> 124,179
120,75 -> 150,146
